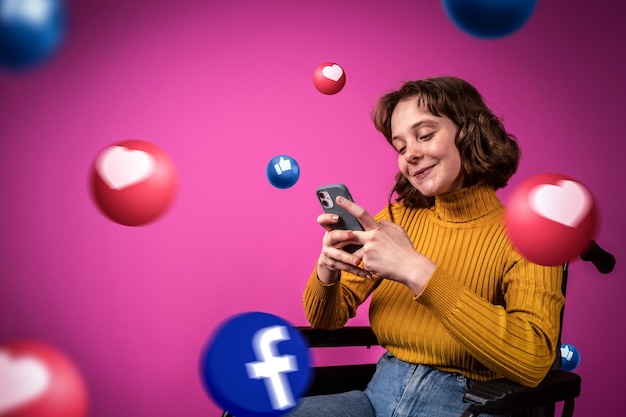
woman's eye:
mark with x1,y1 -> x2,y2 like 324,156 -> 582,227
397,146 -> 406,154
419,133 -> 434,141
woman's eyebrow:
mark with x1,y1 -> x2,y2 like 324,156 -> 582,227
391,120 -> 438,141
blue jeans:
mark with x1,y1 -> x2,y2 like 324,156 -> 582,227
288,352 -> 508,417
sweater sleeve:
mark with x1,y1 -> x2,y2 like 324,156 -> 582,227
302,269 -> 381,329
416,253 -> 564,387
302,207 -> 390,330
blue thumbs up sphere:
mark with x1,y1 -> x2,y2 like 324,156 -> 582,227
441,0 -> 537,39
0,0 -> 67,70
200,312 -> 312,417
560,343 -> 581,372
266,155 -> 300,189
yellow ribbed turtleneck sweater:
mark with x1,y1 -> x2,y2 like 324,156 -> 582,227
303,184 -> 563,388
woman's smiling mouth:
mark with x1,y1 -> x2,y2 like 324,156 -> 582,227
413,165 -> 435,179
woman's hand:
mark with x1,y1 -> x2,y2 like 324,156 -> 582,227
326,197 -> 436,294
316,211 -> 372,284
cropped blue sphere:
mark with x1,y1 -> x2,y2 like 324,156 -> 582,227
560,343 -> 581,372
0,0 -> 68,70
441,0 -> 537,39
266,155 -> 300,189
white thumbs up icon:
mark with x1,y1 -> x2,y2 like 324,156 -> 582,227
273,157 -> 292,175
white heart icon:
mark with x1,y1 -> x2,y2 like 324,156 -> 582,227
529,180 -> 591,228
321,64 -> 343,82
96,145 -> 156,190
0,351 -> 50,413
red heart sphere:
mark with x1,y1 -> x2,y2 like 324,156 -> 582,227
0,341 -> 88,417
91,140 -> 178,226
504,173 -> 597,266
312,62 -> 346,95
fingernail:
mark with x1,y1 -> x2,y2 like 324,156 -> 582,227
332,215 -> 339,221
337,197 -> 345,203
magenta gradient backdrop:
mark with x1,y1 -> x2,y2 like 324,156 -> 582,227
0,1 -> 624,415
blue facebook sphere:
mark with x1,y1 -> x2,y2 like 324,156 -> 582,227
441,0 -> 537,39
560,343 -> 581,372
0,0 -> 67,70
266,155 -> 300,189
200,312 -> 312,417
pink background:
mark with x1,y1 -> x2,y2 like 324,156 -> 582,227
0,0 -> 624,415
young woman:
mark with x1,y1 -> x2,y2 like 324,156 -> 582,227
293,77 -> 563,417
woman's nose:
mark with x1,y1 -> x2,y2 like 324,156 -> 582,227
404,139 -> 423,161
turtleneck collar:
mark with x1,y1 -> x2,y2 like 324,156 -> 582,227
432,183 -> 503,223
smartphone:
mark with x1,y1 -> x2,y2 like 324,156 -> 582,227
316,184 -> 364,253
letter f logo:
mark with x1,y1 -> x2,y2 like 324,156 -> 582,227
245,325 -> 298,410
200,313 -> 311,416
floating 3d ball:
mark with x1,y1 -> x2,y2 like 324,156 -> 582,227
0,0 -> 68,70
441,0 -> 537,39
504,173 -> 597,266
200,312 -> 312,417
560,344 -> 580,371
91,139 -> 178,226
266,155 -> 300,189
312,62 -> 346,95
0,340 -> 88,417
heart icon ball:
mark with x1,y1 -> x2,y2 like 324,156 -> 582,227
0,341 -> 88,417
312,62 -> 346,95
90,140 -> 178,226
504,173 -> 597,266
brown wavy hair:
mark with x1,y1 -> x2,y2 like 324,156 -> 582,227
371,76 -> 520,209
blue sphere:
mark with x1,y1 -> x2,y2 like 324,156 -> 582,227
266,155 -> 300,189
560,343 -> 581,372
441,0 -> 537,39
200,312 -> 312,417
0,0 -> 67,70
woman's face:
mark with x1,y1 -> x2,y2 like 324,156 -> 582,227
390,98 -> 464,197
